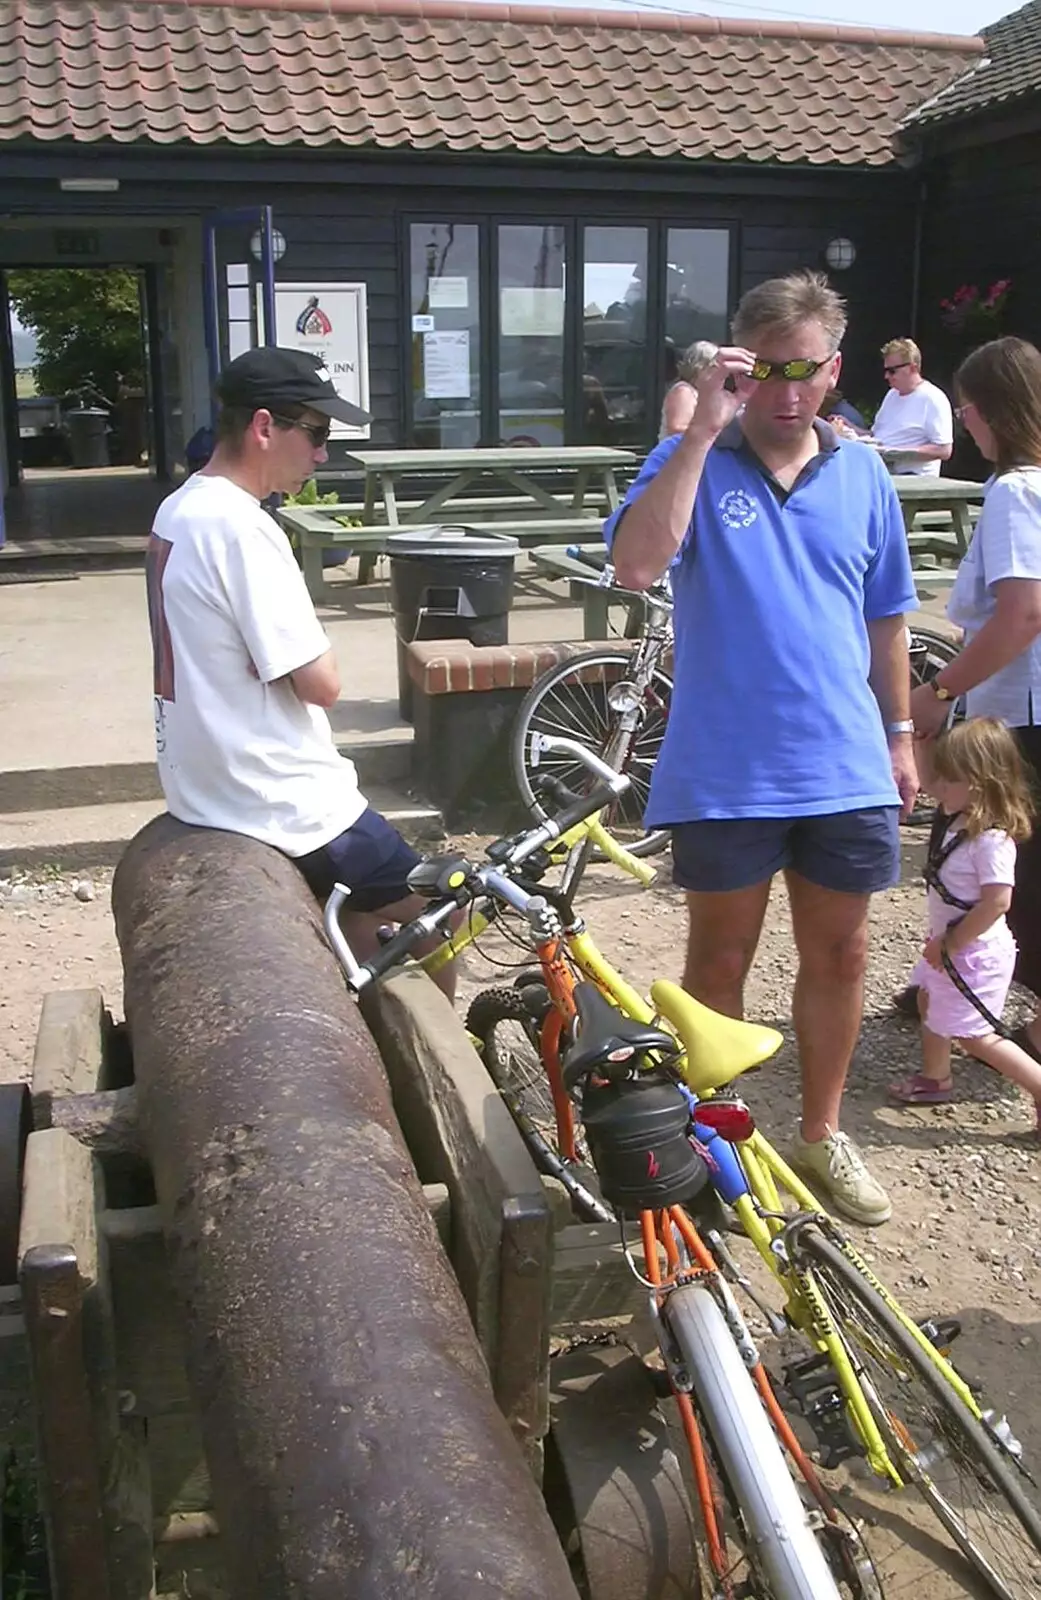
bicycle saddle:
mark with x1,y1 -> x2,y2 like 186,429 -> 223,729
563,982 -> 679,1092
650,979 -> 782,1093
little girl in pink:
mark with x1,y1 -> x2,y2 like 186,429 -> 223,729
889,716 -> 1041,1130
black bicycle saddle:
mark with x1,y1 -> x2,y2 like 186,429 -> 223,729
563,982 -> 679,1091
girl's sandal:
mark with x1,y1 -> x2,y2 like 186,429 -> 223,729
888,1074 -> 956,1105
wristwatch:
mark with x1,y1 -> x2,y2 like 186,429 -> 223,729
886,719 -> 914,736
931,680 -> 955,702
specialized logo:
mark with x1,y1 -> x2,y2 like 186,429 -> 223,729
646,1151 -> 661,1180
718,488 -> 759,530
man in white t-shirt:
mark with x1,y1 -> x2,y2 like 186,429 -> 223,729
146,346 -> 455,993
869,339 -> 954,477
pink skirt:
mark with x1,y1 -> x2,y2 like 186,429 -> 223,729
911,936 -> 1017,1040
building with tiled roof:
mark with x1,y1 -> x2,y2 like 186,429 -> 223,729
0,0 -> 996,490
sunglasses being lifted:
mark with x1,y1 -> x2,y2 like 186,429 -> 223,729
748,356 -> 830,382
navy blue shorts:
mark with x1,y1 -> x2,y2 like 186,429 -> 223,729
670,807 -> 900,896
294,807 -> 422,914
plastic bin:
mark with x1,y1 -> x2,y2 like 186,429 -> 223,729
66,407 -> 110,470
388,526 -> 519,720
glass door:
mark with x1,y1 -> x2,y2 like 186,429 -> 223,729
409,223 -> 481,448
496,224 -> 566,446
664,227 -> 731,364
581,226 -> 649,446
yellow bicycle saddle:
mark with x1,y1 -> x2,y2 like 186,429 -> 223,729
650,979 -> 783,1094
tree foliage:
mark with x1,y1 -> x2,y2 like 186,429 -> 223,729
6,267 -> 143,401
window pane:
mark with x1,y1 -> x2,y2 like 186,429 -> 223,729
497,224 -> 566,446
410,223 -> 480,448
582,225 -> 649,447
664,228 -> 730,391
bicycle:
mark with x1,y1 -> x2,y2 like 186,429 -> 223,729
510,544 -> 960,886
325,739 -> 1041,1600
325,747 -> 875,1598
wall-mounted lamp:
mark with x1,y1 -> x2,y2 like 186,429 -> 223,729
824,237 -> 856,271
249,227 -> 287,263
59,177 -> 120,193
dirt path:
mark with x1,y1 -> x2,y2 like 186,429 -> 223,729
2,852 -> 1040,1596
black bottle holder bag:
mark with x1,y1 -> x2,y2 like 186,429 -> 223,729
581,1073 -> 709,1216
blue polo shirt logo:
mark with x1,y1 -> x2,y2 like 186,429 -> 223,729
718,489 -> 759,529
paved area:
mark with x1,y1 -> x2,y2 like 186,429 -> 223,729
1,465 -> 166,551
0,558 -> 585,776
0,462 -> 959,867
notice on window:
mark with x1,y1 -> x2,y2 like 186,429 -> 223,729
423,330 -> 471,399
428,276 -> 469,310
500,286 -> 564,338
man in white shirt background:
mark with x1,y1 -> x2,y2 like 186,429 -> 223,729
146,345 -> 456,995
867,338 -> 954,476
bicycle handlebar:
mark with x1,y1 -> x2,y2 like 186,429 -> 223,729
324,738 -> 631,990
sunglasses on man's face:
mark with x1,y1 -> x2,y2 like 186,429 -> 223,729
272,414 -> 331,448
883,362 -> 911,376
748,357 -> 829,382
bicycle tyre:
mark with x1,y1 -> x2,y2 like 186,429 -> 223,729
796,1227 -> 1041,1600
510,649 -> 672,858
908,623 -> 959,689
465,988 -> 612,1224
666,1282 -> 845,1599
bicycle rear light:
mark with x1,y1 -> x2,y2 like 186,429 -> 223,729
692,1097 -> 755,1143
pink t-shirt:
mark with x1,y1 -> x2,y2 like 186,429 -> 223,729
927,825 -> 1017,940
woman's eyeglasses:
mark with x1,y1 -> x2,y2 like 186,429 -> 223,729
749,357 -> 827,382
883,362 -> 911,375
272,414 -> 331,448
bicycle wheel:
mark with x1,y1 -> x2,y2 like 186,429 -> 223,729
909,623 -> 959,689
510,650 -> 672,857
796,1227 -> 1041,1600
465,987 -> 612,1223
665,1282 -> 845,1599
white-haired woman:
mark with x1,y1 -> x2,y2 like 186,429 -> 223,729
659,340 -> 718,438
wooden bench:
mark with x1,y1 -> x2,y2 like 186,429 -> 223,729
281,507 -> 608,601
527,542 -> 654,639
405,638 -> 634,826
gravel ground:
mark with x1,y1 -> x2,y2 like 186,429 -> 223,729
2,843 -> 1040,1596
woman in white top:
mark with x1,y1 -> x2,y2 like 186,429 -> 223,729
910,336 -> 1041,1059
659,340 -> 718,439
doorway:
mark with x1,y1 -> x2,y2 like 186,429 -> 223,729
2,264 -> 157,484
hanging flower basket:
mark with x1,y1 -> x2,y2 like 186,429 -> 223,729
940,279 -> 1012,341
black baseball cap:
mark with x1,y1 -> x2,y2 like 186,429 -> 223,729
215,346 -> 372,428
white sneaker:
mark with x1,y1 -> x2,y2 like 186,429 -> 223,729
791,1128 -> 892,1226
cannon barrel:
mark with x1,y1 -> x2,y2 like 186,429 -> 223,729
113,815 -> 577,1600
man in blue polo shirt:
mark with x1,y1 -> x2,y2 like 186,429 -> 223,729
607,271 -> 918,1226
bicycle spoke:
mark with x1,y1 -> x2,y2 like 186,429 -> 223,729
803,1233 -> 1041,1599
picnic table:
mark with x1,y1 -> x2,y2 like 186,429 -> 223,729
892,474 -> 985,558
279,445 -> 637,599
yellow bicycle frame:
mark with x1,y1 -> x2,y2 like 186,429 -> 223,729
419,815 -> 653,980
412,819 -> 982,1487
532,928 -> 984,1485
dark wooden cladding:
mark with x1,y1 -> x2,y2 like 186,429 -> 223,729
0,146 -> 918,449
919,129 -> 1041,358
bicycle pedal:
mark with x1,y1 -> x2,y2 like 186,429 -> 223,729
782,1355 -> 861,1469
647,1366 -> 675,1400
918,1315 -> 962,1353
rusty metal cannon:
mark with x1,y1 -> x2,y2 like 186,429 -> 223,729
4,814 -> 698,1599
